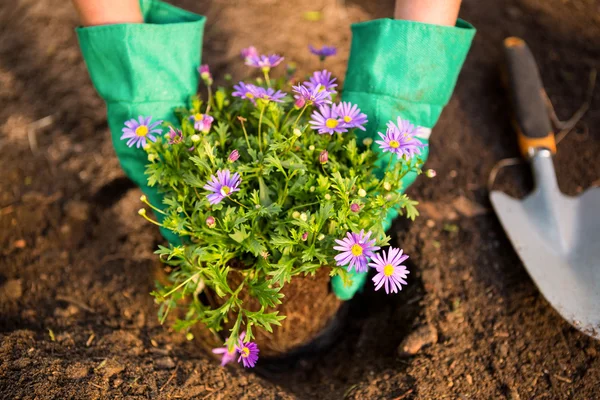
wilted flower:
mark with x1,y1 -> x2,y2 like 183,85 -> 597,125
350,203 -> 360,213
198,64 -> 213,84
203,170 -> 242,205
319,150 -> 328,164
309,45 -> 337,60
376,117 -> 426,159
212,345 -> 236,366
189,113 -> 214,133
241,46 -> 258,60
292,84 -> 332,107
425,169 -> 437,178
309,104 -> 347,135
369,247 -> 410,294
335,102 -> 368,131
228,150 -> 240,163
121,116 -> 162,148
235,334 -> 259,368
333,230 -> 380,273
206,216 -> 216,228
167,126 -> 183,144
304,70 -> 337,93
245,54 -> 284,72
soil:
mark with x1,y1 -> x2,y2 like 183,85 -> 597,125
1,0 -> 599,399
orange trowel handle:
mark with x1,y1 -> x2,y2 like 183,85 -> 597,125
502,37 -> 556,158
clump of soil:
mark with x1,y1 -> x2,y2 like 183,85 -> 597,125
1,0 -> 600,399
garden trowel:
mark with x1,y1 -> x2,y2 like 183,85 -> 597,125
490,37 -> 600,340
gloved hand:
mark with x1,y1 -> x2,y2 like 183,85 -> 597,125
332,18 -> 476,300
76,0 -> 206,243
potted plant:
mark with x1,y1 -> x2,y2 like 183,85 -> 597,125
127,47 -> 425,368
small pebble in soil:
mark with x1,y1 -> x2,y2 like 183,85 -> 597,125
155,356 -> 175,370
0,279 -> 23,300
398,324 -> 439,357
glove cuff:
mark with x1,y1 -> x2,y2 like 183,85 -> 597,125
343,18 -> 475,129
76,0 -> 205,104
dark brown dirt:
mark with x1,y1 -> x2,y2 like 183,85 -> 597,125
1,0 -> 599,399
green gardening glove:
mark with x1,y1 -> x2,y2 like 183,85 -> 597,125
332,18 -> 476,300
76,0 -> 206,243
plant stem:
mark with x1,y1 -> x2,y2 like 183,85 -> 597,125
239,118 -> 251,149
230,197 -> 249,210
258,105 -> 265,153
292,104 -> 308,128
262,69 -> 271,88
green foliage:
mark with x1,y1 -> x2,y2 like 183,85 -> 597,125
143,77 -> 424,346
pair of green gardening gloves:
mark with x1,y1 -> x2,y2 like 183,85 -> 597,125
77,0 -> 474,300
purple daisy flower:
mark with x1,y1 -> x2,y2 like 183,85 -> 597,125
309,45 -> 337,60
333,230 -> 380,273
255,87 -> 287,103
235,334 -> 259,368
309,104 -> 347,135
304,69 -> 337,93
369,247 -> 410,294
203,170 -> 241,205
232,81 -> 260,104
245,54 -> 284,71
335,102 -> 368,131
189,113 -> 214,133
120,116 -> 162,148
375,117 -> 426,159
241,46 -> 258,60
292,84 -> 332,107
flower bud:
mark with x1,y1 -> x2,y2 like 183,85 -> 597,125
206,216 -> 216,228
140,195 -> 147,202
319,150 -> 328,164
363,138 -> 373,146
301,232 -> 308,241
191,134 -> 201,143
300,212 -> 308,222
309,145 -> 315,151
138,208 -> 146,216
228,149 -> 240,163
317,234 -> 325,241
324,194 -> 331,201
293,128 -> 302,137
148,154 -> 157,162
143,144 -> 151,151
294,97 -> 306,109
425,169 -> 437,178
309,186 -> 315,192
292,211 -> 300,219
358,188 -> 367,197
350,203 -> 360,213
383,182 -> 392,191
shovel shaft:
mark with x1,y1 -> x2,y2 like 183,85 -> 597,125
503,37 -> 556,158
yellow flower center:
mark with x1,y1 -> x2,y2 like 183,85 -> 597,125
318,86 -> 326,92
245,92 -> 255,99
241,347 -> 250,357
194,113 -> 204,121
383,264 -> 395,276
135,125 -> 148,137
389,140 -> 400,149
351,244 -> 363,256
220,186 -> 231,196
325,118 -> 339,129
343,116 -> 352,123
